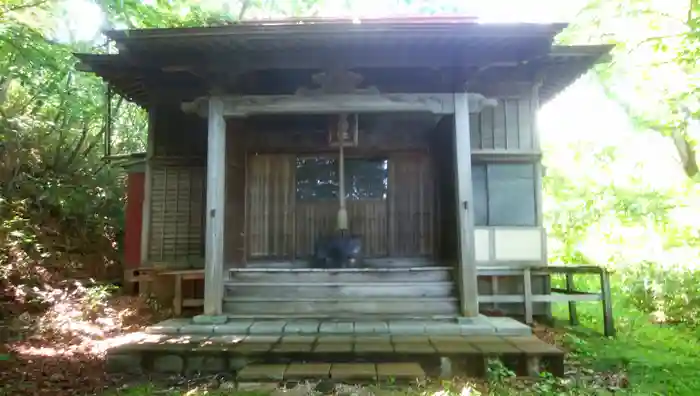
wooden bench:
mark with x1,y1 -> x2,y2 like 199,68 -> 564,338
124,267 -> 204,316
478,265 -> 615,337
159,269 -> 205,316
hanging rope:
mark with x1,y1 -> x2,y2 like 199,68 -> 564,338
104,83 -> 113,159
336,113 -> 349,233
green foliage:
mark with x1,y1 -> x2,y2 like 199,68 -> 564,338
562,0 -> 700,179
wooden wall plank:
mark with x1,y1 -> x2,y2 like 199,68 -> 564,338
389,152 -> 434,257
469,114 -> 481,150
479,107 -> 494,150
504,99 -> 520,150
246,154 -> 295,259
224,120 -> 247,267
492,102 -> 507,149
467,97 -> 537,152
518,98 -> 533,150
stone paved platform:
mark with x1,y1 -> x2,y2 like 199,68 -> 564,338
106,331 -> 564,379
146,316 -> 531,337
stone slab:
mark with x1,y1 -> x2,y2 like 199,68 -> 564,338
192,315 -> 228,325
283,320 -> 320,334
109,334 -> 170,352
376,363 -> 425,379
146,319 -> 188,334
391,335 -> 430,343
356,335 -> 392,343
272,343 -> 314,353
353,321 -> 390,334
245,335 -> 281,344
461,336 -> 504,344
490,317 -> 532,335
153,355 -> 184,373
429,335 -> 467,343
393,343 -> 435,354
214,320 -> 254,334
160,335 -> 211,351
249,321 -> 288,334
431,342 -> 479,354
314,343 -> 353,353
284,363 -> 331,379
186,355 -> 226,374
460,325 -> 497,335
207,335 -> 247,345
280,335 -> 317,344
317,335 -> 354,343
235,343 -> 274,353
330,363 -> 377,380
353,343 -> 394,353
179,324 -> 216,335
425,322 -> 464,335
319,321 -> 354,334
472,342 -> 521,354
510,341 -> 563,355
237,364 -> 288,381
387,321 -> 428,335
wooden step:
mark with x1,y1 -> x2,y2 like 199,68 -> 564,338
224,281 -> 455,299
228,267 -> 453,283
223,297 -> 459,316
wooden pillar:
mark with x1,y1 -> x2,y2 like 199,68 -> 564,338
202,96 -> 226,318
453,92 -> 479,318
140,108 -> 155,266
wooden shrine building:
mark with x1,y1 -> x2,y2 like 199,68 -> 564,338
76,17 -> 611,324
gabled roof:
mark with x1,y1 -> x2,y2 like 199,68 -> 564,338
76,17 -> 611,107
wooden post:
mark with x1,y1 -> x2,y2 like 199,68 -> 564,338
453,92 -> 479,318
199,96 -> 227,322
140,108 -> 155,266
565,272 -> 578,326
523,268 -> 533,324
600,270 -> 615,337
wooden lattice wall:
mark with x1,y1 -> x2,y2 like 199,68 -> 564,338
148,164 -> 205,265
245,151 -> 434,260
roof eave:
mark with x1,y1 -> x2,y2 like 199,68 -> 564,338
103,20 -> 568,43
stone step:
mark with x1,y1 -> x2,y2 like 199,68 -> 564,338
236,362 -> 426,381
105,332 -> 564,378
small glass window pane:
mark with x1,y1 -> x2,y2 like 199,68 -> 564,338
295,157 -> 337,200
295,156 -> 389,201
487,164 -> 536,226
471,164 -> 488,226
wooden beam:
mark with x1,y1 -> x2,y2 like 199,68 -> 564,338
184,93 -> 455,116
124,44 -> 549,75
182,93 -> 497,117
453,92 -> 480,318
202,96 -> 226,316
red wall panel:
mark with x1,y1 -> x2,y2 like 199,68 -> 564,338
124,171 -> 145,269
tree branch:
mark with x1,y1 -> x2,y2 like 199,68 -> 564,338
238,0 -> 251,20
1,0 -> 50,14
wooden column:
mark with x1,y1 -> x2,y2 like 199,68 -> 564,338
202,96 -> 226,318
139,108 -> 155,265
453,92 -> 479,318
